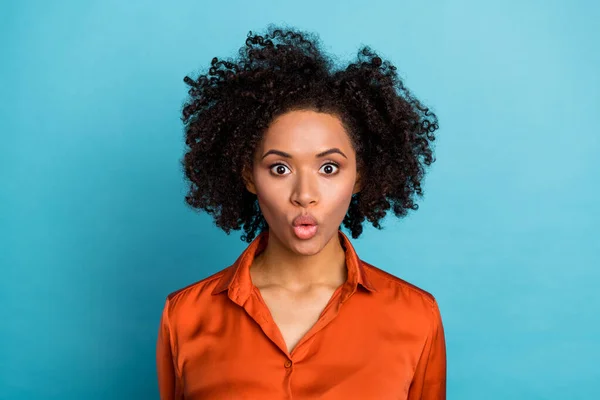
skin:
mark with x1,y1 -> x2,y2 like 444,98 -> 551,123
242,109 -> 362,295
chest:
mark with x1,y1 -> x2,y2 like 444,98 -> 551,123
257,286 -> 338,353
177,289 -> 420,399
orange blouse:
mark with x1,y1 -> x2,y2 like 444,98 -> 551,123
156,230 -> 446,399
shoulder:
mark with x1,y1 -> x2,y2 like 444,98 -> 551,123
362,260 -> 436,303
358,259 -> 444,336
360,259 -> 441,322
162,264 -> 234,313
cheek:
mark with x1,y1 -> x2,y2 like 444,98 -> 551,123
254,180 -> 285,219
319,181 -> 355,220
321,177 -> 355,202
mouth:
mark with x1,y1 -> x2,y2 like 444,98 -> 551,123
291,213 -> 318,239
292,224 -> 319,239
292,214 -> 318,227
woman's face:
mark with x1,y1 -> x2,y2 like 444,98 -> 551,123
243,109 -> 361,256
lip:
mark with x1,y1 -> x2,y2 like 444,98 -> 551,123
293,224 -> 318,240
292,213 -> 318,227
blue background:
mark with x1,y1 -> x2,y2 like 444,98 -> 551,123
1,0 -> 598,398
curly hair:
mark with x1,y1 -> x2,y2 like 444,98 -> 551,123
180,24 -> 439,243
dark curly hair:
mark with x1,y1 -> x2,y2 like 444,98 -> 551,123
180,24 -> 439,243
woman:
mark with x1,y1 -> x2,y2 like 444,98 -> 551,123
157,25 -> 446,399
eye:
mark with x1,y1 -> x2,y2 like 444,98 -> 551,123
268,162 -> 340,176
270,163 -> 291,176
320,162 -> 340,175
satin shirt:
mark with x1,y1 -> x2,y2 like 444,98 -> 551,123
156,229 -> 446,399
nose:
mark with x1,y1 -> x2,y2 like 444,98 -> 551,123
290,170 -> 318,207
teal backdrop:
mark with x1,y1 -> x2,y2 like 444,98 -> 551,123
1,0 -> 598,398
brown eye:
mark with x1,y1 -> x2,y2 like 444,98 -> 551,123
269,162 -> 340,176
270,163 -> 290,176
320,163 -> 339,175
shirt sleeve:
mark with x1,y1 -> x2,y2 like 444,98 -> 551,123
156,297 -> 184,400
408,298 -> 447,400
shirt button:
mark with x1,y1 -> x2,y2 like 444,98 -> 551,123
284,360 -> 292,368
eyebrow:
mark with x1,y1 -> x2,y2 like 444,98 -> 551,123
261,148 -> 348,160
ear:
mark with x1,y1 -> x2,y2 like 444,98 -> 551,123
352,172 -> 362,195
242,164 -> 257,194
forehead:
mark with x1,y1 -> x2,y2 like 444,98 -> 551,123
258,110 -> 353,154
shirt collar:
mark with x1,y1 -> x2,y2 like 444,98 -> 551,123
212,229 -> 377,305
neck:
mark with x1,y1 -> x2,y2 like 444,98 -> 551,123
251,230 -> 347,292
